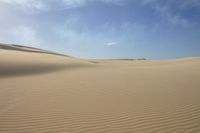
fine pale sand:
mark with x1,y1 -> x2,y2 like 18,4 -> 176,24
0,44 -> 200,133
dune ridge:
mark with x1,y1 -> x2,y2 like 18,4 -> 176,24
0,43 -> 67,57
0,44 -> 200,133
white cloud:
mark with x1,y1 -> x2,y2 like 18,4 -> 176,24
0,0 -> 124,12
107,42 -> 117,46
0,0 -> 49,13
10,26 -> 40,46
1,0 -> 41,8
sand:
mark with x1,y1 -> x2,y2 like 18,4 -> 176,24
0,44 -> 200,133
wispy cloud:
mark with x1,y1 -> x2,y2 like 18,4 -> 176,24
61,0 -> 86,8
179,0 -> 200,9
141,0 -> 198,28
10,26 -> 41,46
0,0 -> 125,13
155,4 -> 190,28
142,0 -> 158,5
0,0 -> 49,13
142,0 -> 200,8
107,42 -> 117,46
62,0 -> 124,7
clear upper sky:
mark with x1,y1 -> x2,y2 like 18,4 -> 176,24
0,0 -> 200,59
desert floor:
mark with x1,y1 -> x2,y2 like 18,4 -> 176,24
0,44 -> 200,133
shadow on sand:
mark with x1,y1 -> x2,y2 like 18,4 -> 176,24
0,63 -> 92,78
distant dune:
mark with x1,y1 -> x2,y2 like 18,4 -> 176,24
0,43 -> 200,133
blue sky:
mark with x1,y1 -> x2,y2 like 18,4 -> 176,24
0,0 -> 200,59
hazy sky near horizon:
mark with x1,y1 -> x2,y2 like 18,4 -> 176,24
0,0 -> 200,59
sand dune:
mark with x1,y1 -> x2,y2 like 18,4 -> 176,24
0,44 -> 200,133
0,44 -> 93,77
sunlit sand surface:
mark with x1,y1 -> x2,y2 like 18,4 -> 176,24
0,44 -> 200,133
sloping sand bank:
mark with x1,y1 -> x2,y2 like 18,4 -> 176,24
0,44 -> 200,133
